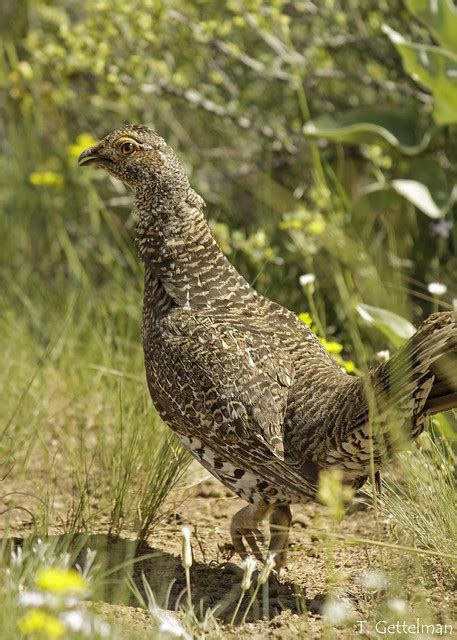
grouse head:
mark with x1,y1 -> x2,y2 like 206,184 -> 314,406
78,125 -> 190,204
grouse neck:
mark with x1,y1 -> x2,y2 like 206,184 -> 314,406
135,195 -> 252,308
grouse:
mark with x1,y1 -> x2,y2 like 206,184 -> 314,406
79,126 -> 457,570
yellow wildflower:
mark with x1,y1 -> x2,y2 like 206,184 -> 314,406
307,216 -> 326,235
36,567 -> 86,594
343,360 -> 356,374
29,171 -> 64,187
67,133 -> 98,159
320,338 -> 343,355
279,218 -> 303,230
19,609 -> 65,639
298,312 -> 313,327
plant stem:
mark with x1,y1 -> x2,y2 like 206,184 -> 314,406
230,589 -> 246,626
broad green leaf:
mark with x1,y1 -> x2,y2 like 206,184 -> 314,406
405,156 -> 451,206
302,108 -> 433,155
383,25 -> 457,125
391,179 -> 452,218
354,155 -> 455,218
405,0 -> 457,54
356,303 -> 416,347
363,178 -> 457,219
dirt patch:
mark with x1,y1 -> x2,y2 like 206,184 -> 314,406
136,477 -> 382,637
2,461 -> 455,638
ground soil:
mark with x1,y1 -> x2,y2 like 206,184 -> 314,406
2,459 -> 455,639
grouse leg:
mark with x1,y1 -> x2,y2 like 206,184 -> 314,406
269,504 -> 292,573
230,502 -> 271,562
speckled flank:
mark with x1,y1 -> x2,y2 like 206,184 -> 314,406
80,125 -> 457,562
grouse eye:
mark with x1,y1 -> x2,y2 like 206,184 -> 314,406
120,141 -> 136,155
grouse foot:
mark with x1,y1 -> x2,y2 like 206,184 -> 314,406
269,504 -> 292,574
230,502 -> 292,573
230,502 -> 270,562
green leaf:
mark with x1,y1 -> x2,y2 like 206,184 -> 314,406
359,156 -> 456,218
405,0 -> 457,54
390,180 -> 438,217
352,188 -> 400,220
302,108 -> 433,155
404,156 -> 451,207
383,25 -> 457,125
431,413 -> 455,439
391,179 -> 457,218
362,177 -> 457,219
356,303 -> 416,347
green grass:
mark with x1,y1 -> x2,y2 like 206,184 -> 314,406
1,7 -> 456,634
382,434 -> 457,577
1,210 -> 456,639
1,125 -> 455,640
0,277 -> 187,538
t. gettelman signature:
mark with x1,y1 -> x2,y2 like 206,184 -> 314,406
356,619 -> 453,636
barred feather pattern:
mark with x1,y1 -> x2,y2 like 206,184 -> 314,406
81,125 -> 457,507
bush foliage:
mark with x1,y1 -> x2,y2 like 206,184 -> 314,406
2,2 -> 456,339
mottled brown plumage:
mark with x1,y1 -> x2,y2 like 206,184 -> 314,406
79,125 -> 457,570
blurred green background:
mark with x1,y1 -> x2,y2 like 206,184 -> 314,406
2,0 -> 456,351
1,0 -> 456,466
0,4 -> 456,634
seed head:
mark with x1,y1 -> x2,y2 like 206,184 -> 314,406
241,556 -> 257,591
181,526 -> 193,569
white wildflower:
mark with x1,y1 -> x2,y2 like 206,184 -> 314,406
93,618 -> 111,638
18,590 -> 47,607
60,610 -> 111,638
63,595 -> 82,608
387,597 -> 407,614
11,546 -> 23,566
427,282 -> 447,296
241,556 -> 257,591
258,553 -> 276,586
83,548 -> 97,578
321,598 -> 353,625
375,350 -> 390,363
299,273 -> 316,287
60,610 -> 87,633
152,608 -> 191,640
356,569 -> 388,590
181,526 -> 192,569
33,538 -> 50,560
59,552 -> 71,568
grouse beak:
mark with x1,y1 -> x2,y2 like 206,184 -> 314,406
78,144 -> 113,168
